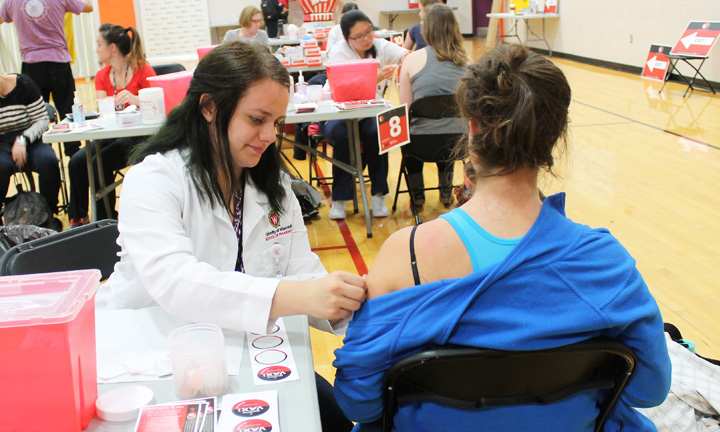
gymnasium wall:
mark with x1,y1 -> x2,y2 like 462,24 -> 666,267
517,0 -> 720,83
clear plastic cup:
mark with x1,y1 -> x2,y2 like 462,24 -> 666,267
306,85 -> 323,103
168,323 -> 228,400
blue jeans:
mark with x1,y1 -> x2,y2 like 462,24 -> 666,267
319,118 -> 389,201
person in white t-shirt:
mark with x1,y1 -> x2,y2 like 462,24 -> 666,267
325,2 -> 359,52
322,10 -> 409,220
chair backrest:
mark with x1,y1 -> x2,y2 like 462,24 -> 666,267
382,338 -> 637,432
0,220 -> 121,280
44,102 -> 58,123
408,94 -> 460,120
152,63 -> 187,75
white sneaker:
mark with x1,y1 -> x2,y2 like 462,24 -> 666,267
372,194 -> 390,218
329,200 -> 347,220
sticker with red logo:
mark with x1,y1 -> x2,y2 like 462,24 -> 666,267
248,318 -> 299,386
258,365 -> 292,381
233,419 -> 273,432
232,399 -> 270,417
218,391 -> 279,432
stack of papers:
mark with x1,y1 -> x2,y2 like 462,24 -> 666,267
295,103 -> 317,113
135,397 -> 217,432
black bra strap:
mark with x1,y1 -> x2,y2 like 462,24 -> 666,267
409,224 -> 421,286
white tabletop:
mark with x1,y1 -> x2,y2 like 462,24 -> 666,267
269,37 -> 302,46
284,100 -> 389,124
486,12 -> 560,19
86,315 -> 320,432
380,8 -> 421,14
42,114 -> 160,143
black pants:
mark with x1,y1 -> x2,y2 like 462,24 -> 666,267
0,139 -> 61,212
266,19 -> 279,38
68,136 -> 146,220
21,61 -> 81,157
315,373 -> 353,432
404,133 -> 461,201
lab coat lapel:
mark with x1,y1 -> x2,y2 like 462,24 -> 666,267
242,181 -> 268,246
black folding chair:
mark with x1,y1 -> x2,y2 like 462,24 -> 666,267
382,338 -> 637,432
392,94 -> 463,225
0,219 -> 120,280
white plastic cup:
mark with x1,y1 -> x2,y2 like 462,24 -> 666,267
138,87 -> 166,125
306,85 -> 322,103
168,324 -> 229,400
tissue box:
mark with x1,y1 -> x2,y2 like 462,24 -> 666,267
116,111 -> 142,127
0,270 -> 101,432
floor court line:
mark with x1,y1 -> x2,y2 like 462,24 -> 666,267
572,99 -> 719,150
314,164 -> 369,276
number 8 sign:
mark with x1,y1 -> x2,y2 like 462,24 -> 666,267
376,104 -> 410,155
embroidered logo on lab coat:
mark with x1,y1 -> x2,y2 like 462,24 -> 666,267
268,211 -> 280,228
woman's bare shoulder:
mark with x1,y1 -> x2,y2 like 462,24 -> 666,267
366,217 -> 466,299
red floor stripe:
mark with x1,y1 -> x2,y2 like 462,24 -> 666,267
315,164 -> 369,275
312,245 -> 349,252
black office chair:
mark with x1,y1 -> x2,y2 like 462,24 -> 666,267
0,219 -> 120,280
152,63 -> 186,75
382,338 -> 637,432
391,94 -> 463,225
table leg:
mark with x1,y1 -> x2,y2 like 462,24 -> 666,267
348,119 -> 372,238
93,140 -> 114,218
84,141 -> 97,222
659,58 -> 678,93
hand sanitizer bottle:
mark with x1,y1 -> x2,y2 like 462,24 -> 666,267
296,71 -> 307,96
72,91 -> 86,126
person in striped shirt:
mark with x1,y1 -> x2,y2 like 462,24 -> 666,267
0,72 -> 61,215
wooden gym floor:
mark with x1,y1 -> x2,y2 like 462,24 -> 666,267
64,37 -> 719,384
295,38 -> 720,384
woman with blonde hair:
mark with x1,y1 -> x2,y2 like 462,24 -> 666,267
223,6 -> 270,48
67,23 -> 156,226
398,3 -> 468,207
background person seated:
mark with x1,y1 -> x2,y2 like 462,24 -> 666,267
321,10 -> 409,220
398,4 -> 468,208
0,73 -> 61,216
223,6 -> 270,49
67,24 -> 155,227
403,0 -> 444,51
333,45 -> 672,431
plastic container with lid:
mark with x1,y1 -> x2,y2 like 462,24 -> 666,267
326,59 -> 380,102
147,71 -> 194,115
0,270 -> 101,432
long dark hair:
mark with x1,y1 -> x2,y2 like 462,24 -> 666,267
340,10 -> 377,58
130,42 -> 291,213
98,23 -> 146,71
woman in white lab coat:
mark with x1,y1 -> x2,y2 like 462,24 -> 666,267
105,42 -> 360,431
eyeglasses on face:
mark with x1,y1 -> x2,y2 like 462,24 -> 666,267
348,26 -> 374,41
252,18 -> 263,23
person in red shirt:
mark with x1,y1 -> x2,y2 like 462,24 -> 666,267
67,23 -> 156,226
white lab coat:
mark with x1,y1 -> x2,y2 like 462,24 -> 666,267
106,149 -> 333,335
327,37 -> 407,98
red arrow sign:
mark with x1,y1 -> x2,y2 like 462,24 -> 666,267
671,21 -> 720,57
642,44 -> 671,81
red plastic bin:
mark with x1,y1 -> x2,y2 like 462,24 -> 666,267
147,71 -> 194,115
0,270 -> 101,432
326,59 -> 379,102
196,45 -> 219,60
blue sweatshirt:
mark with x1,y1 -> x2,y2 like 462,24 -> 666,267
333,193 -> 671,432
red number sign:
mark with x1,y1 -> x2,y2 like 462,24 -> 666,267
376,105 -> 410,155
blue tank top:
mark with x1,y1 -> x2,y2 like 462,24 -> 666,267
439,208 -> 522,272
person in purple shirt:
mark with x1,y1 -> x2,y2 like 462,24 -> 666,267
0,0 -> 93,157
403,0 -> 444,51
